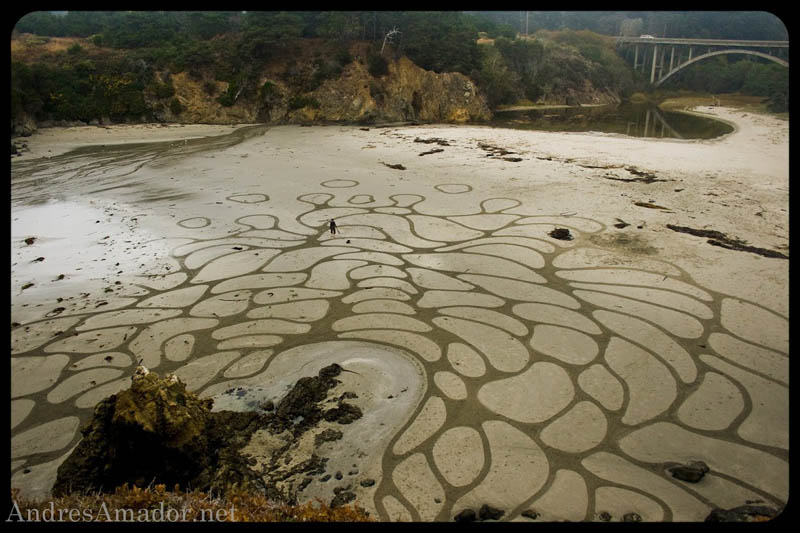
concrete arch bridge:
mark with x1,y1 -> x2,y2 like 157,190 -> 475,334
615,37 -> 788,87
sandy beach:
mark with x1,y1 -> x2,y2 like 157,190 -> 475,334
10,106 -> 788,521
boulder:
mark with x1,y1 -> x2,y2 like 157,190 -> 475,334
668,460 -> 710,483
11,112 -> 37,137
330,490 -> 357,508
478,504 -> 505,521
454,509 -> 477,522
52,363 -> 364,503
549,228 -> 573,241
52,367 -> 266,497
705,505 -> 779,522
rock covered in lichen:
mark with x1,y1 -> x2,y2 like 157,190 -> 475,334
52,363 -> 365,506
113,368 -> 213,450
52,368 -> 264,497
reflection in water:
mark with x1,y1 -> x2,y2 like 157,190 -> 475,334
488,103 -> 734,140
10,125 -> 269,208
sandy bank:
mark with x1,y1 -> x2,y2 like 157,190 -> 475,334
12,123 -> 252,161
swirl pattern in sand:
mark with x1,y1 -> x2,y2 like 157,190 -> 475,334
10,181 -> 788,521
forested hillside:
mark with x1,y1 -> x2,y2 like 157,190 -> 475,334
11,11 -> 788,135
465,11 -> 788,41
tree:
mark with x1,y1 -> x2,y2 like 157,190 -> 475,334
14,11 -> 63,36
396,11 -> 480,74
243,11 -> 303,43
381,27 -> 401,55
178,11 -> 233,40
475,45 -> 520,106
316,11 -> 363,41
104,12 -> 181,48
494,37 -> 543,79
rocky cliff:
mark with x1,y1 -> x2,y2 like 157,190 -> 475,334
162,53 -> 491,126
11,36 -> 491,136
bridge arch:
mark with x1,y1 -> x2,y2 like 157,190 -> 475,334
655,49 -> 788,87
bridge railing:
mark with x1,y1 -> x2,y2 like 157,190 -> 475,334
615,37 -> 789,85
615,37 -> 788,48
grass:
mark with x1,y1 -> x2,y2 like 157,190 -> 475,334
10,485 -> 375,523
11,33 -> 100,63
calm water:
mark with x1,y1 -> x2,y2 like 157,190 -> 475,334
489,103 -> 734,140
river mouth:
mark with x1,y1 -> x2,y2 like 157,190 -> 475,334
487,102 -> 734,139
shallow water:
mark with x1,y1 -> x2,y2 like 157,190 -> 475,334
10,124 -> 269,208
488,103 -> 734,139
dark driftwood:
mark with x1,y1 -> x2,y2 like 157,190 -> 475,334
667,224 -> 788,259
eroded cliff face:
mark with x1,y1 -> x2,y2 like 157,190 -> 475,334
307,56 -> 490,124
161,54 -> 491,126
12,34 -> 629,136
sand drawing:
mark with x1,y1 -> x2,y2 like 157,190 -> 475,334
10,178 -> 788,521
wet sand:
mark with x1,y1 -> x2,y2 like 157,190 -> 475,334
10,107 -> 788,521
13,123 -> 249,161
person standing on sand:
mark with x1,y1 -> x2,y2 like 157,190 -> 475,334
329,218 -> 338,235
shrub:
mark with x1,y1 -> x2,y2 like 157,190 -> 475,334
367,53 -> 388,77
335,47 -> 353,66
203,80 -> 217,95
368,80 -> 384,104
309,58 -> 343,90
260,81 -> 280,101
169,98 -> 183,115
151,81 -> 175,99
288,95 -> 320,110
216,80 -> 241,107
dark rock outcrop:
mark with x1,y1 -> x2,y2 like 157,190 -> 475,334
268,362 -> 362,436
521,509 -> 540,520
454,509 -> 478,522
11,112 -> 38,137
668,460 -> 710,483
705,505 -> 779,522
53,363 -> 363,502
52,368 -> 267,497
549,228 -> 573,240
454,505 -> 505,522
330,489 -> 357,508
478,504 -> 505,521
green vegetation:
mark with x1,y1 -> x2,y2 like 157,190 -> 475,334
309,46 -> 353,90
11,10 -> 788,126
216,78 -> 242,107
288,95 -> 320,111
367,52 -> 389,77
169,98 -> 184,115
11,54 -> 152,123
465,11 -> 788,41
664,56 -> 788,112
476,30 -> 636,107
